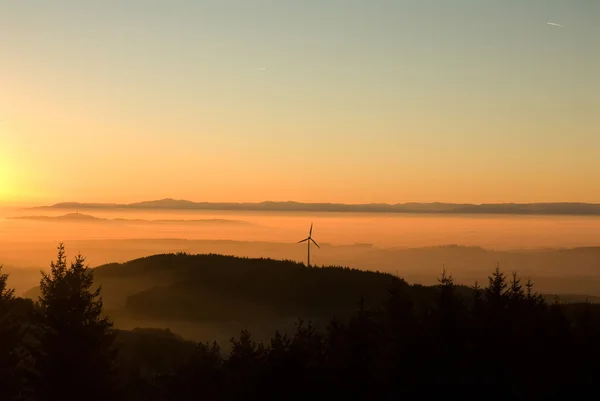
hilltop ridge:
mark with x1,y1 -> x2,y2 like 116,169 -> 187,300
31,198 -> 600,215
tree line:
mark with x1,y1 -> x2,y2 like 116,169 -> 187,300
2,244 -> 600,400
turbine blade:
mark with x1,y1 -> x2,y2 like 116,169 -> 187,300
297,238 -> 309,243
310,223 -> 313,236
310,238 -> 320,248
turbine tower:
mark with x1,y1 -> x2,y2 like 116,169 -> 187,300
297,223 -> 320,267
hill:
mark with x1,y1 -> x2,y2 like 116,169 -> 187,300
101,254 -> 432,321
31,198 -> 600,215
117,255 -> 414,321
9,213 -> 252,225
10,212 -> 103,221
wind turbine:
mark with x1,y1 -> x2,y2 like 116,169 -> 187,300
297,223 -> 320,267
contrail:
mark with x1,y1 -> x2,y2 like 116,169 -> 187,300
547,22 -> 564,27
256,67 -> 268,71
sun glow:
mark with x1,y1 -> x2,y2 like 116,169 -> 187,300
0,148 -> 17,201
0,168 -> 12,199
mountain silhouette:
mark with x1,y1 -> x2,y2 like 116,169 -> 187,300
31,199 -> 600,215
11,212 -> 103,221
10,213 -> 252,225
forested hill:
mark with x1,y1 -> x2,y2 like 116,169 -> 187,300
93,253 -> 451,322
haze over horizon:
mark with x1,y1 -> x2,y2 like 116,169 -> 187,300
1,0 -> 598,205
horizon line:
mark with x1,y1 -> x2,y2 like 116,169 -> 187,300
32,198 -> 600,207
20,198 -> 600,217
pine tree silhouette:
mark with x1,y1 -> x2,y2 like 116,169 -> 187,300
486,264 -> 508,304
34,244 -> 118,401
434,268 -> 464,340
428,268 -> 468,394
507,272 -> 524,302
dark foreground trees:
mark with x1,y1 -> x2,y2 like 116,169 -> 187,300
3,245 -> 600,400
33,244 -> 117,401
0,265 -> 26,401
161,269 -> 600,401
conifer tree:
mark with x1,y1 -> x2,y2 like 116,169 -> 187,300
34,244 -> 118,401
507,272 -> 524,302
485,264 -> 509,331
525,278 -> 535,303
435,268 -> 464,336
430,268 -> 467,391
437,268 -> 460,309
485,264 -> 508,303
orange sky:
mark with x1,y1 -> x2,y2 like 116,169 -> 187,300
1,1 -> 598,206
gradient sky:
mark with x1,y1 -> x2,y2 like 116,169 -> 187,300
1,0 -> 598,205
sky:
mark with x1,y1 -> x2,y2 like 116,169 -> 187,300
0,0 -> 598,205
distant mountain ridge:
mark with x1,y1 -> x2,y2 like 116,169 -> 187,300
10,212 -> 251,225
31,198 -> 600,215
11,213 -> 103,221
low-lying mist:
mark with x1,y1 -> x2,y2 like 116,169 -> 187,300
4,238 -> 600,297
3,208 -> 600,304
